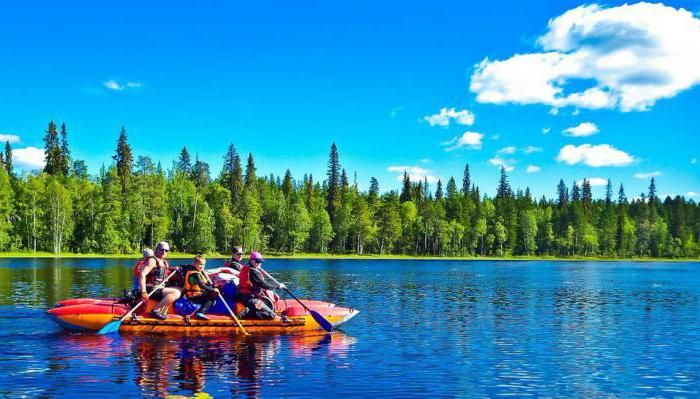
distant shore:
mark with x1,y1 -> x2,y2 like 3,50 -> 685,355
0,251 -> 697,262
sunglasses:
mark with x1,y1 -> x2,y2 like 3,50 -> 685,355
253,258 -> 264,263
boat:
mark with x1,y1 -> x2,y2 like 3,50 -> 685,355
46,296 -> 360,334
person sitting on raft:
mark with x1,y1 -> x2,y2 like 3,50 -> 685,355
236,251 -> 285,320
133,248 -> 154,290
222,246 -> 245,275
137,241 -> 182,320
182,255 -> 220,320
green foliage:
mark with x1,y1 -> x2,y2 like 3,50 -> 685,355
2,131 -> 699,258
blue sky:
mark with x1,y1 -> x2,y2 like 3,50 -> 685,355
1,0 -> 699,200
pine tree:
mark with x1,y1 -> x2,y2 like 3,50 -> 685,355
281,169 -> 294,198
462,163 -> 471,194
435,179 -> 443,201
648,177 -> 657,204
572,181 -> 581,202
496,166 -> 511,199
113,126 -> 133,192
326,143 -> 341,218
582,179 -> 592,205
4,141 -> 12,177
176,147 -> 193,176
59,123 -> 71,176
605,179 -> 613,206
446,177 -> 457,198
43,121 -> 62,175
244,153 -> 256,189
368,177 -> 379,204
399,171 -> 411,202
557,179 -> 568,207
618,184 -> 627,205
220,143 -> 243,207
340,169 -> 349,197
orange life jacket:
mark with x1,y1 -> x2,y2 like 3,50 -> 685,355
183,269 -> 204,298
238,266 -> 253,295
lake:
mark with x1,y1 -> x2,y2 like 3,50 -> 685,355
0,258 -> 698,398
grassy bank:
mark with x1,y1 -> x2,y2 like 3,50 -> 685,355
0,251 -> 697,262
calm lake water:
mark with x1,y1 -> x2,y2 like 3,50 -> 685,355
0,258 -> 698,398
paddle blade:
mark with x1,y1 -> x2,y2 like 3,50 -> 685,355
97,320 -> 122,335
310,310 -> 333,332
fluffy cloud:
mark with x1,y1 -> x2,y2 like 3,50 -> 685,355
470,3 -> 700,112
441,131 -> 484,151
104,79 -> 142,91
12,146 -> 45,169
526,165 -> 541,173
0,134 -> 20,144
577,177 -> 608,186
687,191 -> 698,197
556,144 -> 635,167
424,107 -> 475,127
387,165 -> 439,184
563,122 -> 599,137
488,156 -> 515,172
634,171 -> 662,179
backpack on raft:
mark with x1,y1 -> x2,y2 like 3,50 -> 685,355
174,297 -> 201,316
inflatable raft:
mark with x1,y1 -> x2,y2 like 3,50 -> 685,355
47,296 -> 359,334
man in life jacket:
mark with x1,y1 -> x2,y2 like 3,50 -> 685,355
137,241 -> 182,320
236,251 -> 285,320
133,248 -> 154,290
182,255 -> 220,320
222,246 -> 244,275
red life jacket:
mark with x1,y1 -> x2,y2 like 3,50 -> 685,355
238,266 -> 253,295
135,257 -> 170,286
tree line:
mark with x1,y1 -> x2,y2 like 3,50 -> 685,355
0,121 -> 698,258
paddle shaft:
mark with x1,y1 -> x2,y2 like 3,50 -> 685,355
259,268 -> 311,313
120,268 -> 176,322
201,270 -> 249,335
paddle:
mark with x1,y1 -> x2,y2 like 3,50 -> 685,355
98,269 -> 176,335
201,271 -> 249,336
259,267 -> 333,332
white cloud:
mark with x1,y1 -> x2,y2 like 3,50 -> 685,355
563,122 -> 599,137
104,79 -> 142,91
442,131 -> 484,151
692,158 -> 697,165
387,165 -> 438,183
12,146 -> 45,169
523,146 -> 543,153
488,156 -> 515,172
634,171 -> 662,179
497,146 -> 517,154
423,107 -> 475,127
556,144 -> 635,167
577,177 -> 608,186
419,158 -> 431,164
0,134 -> 20,144
470,3 -> 700,112
687,191 -> 698,197
526,165 -> 541,173
542,127 -> 551,134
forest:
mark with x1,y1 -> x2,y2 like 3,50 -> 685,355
0,121 -> 698,259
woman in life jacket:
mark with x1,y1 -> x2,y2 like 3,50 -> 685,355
137,241 -> 182,320
222,246 -> 244,274
236,251 -> 285,320
182,255 -> 220,320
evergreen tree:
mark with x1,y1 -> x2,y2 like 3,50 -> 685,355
435,179 -> 444,201
176,147 -> 193,176
618,184 -> 627,205
605,179 -> 613,206
43,121 -> 62,175
572,181 -> 581,202
557,179 -> 568,207
368,177 -> 379,204
648,177 -> 657,204
462,163 -> 471,194
326,143 -> 341,218
399,171 -> 411,202
244,153 -> 257,190
59,123 -> 71,176
3,141 -> 12,177
113,126 -> 133,192
496,166 -> 511,199
281,169 -> 294,198
582,179 -> 592,205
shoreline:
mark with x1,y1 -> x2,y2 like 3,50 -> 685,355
0,252 -> 697,262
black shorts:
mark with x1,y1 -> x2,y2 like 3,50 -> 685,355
146,286 -> 164,301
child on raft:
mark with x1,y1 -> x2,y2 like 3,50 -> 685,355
182,255 -> 221,320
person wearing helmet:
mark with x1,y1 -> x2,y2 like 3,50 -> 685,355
137,241 -> 182,320
236,251 -> 285,320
